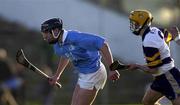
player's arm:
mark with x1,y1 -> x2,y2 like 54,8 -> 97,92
100,41 -> 127,71
100,41 -> 113,66
128,63 -> 158,74
100,41 -> 120,80
159,28 -> 172,45
54,57 -> 69,79
128,46 -> 161,74
167,26 -> 180,45
160,27 -> 180,45
49,56 -> 69,85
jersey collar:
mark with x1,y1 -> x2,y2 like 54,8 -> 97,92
62,29 -> 68,43
142,27 -> 150,41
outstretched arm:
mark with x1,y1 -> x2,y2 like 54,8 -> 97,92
128,63 -> 158,74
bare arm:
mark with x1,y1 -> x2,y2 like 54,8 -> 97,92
49,56 -> 69,85
100,41 -> 113,66
128,63 -> 158,74
100,41 -> 120,80
54,57 -> 69,79
168,26 -> 180,45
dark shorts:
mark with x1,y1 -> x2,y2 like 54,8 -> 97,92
150,67 -> 180,100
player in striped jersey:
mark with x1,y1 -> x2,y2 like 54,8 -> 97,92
128,10 -> 180,105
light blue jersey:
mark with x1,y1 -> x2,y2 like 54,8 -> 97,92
53,30 -> 105,74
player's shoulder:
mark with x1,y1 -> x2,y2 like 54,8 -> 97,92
66,30 -> 81,38
67,30 -> 94,37
145,27 -> 163,40
143,27 -> 164,47
149,27 -> 163,36
67,30 -> 80,35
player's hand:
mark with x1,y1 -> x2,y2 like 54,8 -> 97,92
108,70 -> 120,81
48,75 -> 59,86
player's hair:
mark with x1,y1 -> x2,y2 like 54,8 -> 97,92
41,18 -> 63,33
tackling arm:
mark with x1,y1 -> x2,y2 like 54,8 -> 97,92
130,64 -> 159,74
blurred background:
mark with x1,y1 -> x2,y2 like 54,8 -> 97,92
0,0 -> 179,105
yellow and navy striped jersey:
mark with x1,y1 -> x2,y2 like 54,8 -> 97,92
159,27 -> 180,45
142,27 -> 174,76
159,28 -> 173,46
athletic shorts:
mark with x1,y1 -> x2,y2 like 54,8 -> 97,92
155,96 -> 172,105
151,67 -> 180,100
77,63 -> 107,90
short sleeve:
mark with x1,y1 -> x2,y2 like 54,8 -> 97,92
143,31 -> 164,49
78,32 -> 105,51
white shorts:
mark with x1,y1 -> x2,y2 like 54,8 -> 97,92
155,96 -> 172,105
77,63 -> 107,90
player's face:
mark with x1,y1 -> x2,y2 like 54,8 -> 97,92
130,21 -> 141,33
41,31 -> 58,44
129,20 -> 143,36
